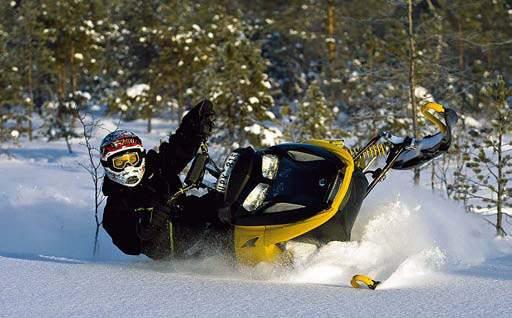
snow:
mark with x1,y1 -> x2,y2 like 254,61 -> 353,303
244,123 -> 262,135
261,80 -> 271,89
84,20 -> 94,28
1,118 -> 512,316
464,115 -> 482,128
75,90 -> 92,100
261,127 -> 282,146
415,86 -> 434,102
126,84 -> 150,98
265,110 -> 276,120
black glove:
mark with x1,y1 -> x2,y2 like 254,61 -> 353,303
134,205 -> 171,240
180,99 -> 215,141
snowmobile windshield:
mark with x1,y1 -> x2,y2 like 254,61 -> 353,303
231,144 -> 348,226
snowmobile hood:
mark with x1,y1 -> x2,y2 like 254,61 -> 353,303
232,140 -> 355,265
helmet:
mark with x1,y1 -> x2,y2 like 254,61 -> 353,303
100,130 -> 146,187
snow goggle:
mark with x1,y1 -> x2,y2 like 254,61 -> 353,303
103,149 -> 144,171
112,151 -> 140,169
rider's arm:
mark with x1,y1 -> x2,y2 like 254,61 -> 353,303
158,99 -> 214,177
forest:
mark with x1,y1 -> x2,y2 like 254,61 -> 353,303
1,0 -> 512,235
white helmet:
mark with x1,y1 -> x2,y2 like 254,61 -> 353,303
100,130 -> 146,187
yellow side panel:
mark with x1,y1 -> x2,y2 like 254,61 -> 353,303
234,139 -> 355,265
234,226 -> 282,265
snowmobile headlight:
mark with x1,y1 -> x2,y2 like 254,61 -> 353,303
243,183 -> 270,211
261,154 -> 279,180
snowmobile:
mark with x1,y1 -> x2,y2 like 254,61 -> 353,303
170,102 -> 458,273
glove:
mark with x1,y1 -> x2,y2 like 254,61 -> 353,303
134,205 -> 171,240
181,99 -> 215,141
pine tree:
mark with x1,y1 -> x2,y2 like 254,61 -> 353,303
105,0 -> 162,132
0,13 -> 11,142
38,0 -> 106,151
463,75 -> 512,236
5,0 -> 53,141
150,1 -> 217,120
287,82 -> 338,141
195,12 -> 275,148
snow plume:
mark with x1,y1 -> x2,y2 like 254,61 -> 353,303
275,172 -> 508,288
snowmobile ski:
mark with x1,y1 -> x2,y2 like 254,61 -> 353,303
350,274 -> 381,290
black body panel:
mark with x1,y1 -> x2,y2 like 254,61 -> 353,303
296,168 -> 368,243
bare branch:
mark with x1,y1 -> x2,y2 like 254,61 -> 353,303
76,111 -> 105,257
484,161 -> 499,181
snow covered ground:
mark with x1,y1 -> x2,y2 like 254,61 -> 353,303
1,118 -> 512,317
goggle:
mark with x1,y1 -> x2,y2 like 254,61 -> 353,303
109,150 -> 143,171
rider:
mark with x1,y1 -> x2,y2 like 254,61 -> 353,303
100,99 -> 223,260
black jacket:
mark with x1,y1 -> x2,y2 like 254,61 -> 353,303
102,104 -> 221,259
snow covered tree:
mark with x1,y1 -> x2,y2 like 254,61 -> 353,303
286,82 -> 339,141
4,0 -> 57,141
195,13 -> 275,148
37,0 -> 106,150
114,83 -> 155,132
0,15 -> 15,142
149,2 -> 216,120
463,75 -> 512,236
104,0 -> 162,131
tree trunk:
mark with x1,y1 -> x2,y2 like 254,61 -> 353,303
431,161 -> 435,191
496,122 -> 504,236
326,0 -> 336,64
70,45 -> 79,126
147,106 -> 152,133
57,64 -> 66,121
458,21 -> 464,72
65,135 -> 73,154
27,28 -> 34,141
177,78 -> 184,120
70,45 -> 77,94
407,0 -> 419,185
427,0 -> 443,192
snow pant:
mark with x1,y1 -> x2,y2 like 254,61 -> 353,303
142,192 -> 231,260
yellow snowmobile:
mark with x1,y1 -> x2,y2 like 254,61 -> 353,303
174,102 -> 458,268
